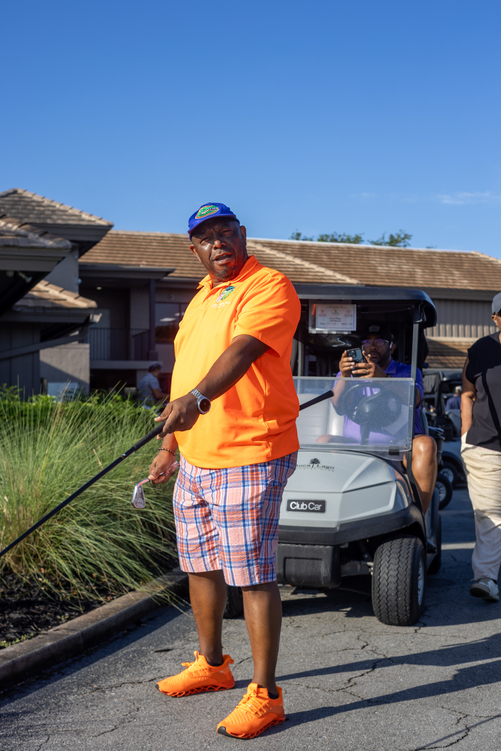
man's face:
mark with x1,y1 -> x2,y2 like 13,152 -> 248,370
361,334 -> 393,366
190,218 -> 248,283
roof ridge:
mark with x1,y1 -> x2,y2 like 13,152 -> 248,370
108,229 -> 188,238
0,188 -> 112,226
250,236 -> 480,255
247,240 -> 362,285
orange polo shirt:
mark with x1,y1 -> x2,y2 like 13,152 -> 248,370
170,255 -> 300,468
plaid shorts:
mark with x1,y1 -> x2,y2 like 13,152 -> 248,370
172,453 -> 297,587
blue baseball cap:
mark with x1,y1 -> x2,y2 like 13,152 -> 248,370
188,202 -> 238,236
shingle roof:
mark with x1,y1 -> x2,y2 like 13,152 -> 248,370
80,230 -> 501,291
252,238 -> 501,292
426,338 -> 471,369
0,218 -> 71,249
0,189 -> 112,228
80,231 -> 345,285
14,280 -> 97,311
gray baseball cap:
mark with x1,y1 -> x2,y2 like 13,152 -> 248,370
492,292 -> 501,314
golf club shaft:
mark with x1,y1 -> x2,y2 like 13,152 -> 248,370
1,395 -> 331,558
0,421 -> 166,559
299,390 -> 334,411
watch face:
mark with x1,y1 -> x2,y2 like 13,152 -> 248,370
199,397 -> 211,413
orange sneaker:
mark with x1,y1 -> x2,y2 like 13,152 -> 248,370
157,651 -> 235,697
217,683 -> 285,739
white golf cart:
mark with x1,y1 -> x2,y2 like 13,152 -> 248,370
276,285 -> 441,627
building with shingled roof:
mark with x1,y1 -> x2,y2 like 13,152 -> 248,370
2,187 -> 500,396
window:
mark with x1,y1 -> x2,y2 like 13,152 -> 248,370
155,303 -> 187,342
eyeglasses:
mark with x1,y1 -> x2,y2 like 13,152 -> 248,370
361,338 -> 389,348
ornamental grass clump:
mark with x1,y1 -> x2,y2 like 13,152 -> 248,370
0,390 -> 177,601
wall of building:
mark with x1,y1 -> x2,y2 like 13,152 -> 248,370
40,342 -> 90,394
129,286 -> 149,330
427,298 -> 497,339
79,286 -> 130,329
0,321 -> 41,396
45,249 -> 80,292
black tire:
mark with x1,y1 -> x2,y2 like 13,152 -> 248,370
436,472 -> 453,510
441,460 -> 459,488
372,536 -> 426,626
427,514 -> 442,575
223,586 -> 244,619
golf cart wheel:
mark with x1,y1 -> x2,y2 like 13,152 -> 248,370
441,461 -> 459,488
224,586 -> 244,619
372,536 -> 426,626
427,515 -> 442,575
436,471 -> 453,510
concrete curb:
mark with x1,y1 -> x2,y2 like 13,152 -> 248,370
0,568 -> 189,692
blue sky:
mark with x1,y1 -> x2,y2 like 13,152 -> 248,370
2,1 -> 500,256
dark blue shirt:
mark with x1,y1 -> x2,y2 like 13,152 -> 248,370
445,395 -> 461,410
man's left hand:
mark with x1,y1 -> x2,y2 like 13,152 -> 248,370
155,393 -> 200,437
352,354 -> 388,379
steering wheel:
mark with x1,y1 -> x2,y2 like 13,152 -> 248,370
335,382 -> 405,429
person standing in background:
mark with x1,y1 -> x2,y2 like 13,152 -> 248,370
138,362 -> 169,406
445,386 -> 462,411
461,292 -> 501,602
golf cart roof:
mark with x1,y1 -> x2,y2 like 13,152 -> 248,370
294,284 -> 437,330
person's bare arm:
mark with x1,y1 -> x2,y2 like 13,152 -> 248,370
461,357 -> 476,436
154,334 -> 269,437
148,433 -> 178,485
151,387 -> 169,402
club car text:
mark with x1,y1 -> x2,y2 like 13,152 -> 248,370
287,500 -> 326,513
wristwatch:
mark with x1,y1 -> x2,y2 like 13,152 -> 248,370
190,388 -> 211,414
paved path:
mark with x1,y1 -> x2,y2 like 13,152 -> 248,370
2,488 -> 501,750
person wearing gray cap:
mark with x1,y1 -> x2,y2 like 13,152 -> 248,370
461,292 -> 501,602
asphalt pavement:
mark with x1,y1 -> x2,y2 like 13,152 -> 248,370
1,487 -> 501,751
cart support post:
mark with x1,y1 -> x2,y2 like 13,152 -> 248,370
406,306 -> 424,513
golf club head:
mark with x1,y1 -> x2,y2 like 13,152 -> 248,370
131,468 -> 174,509
131,478 -> 149,509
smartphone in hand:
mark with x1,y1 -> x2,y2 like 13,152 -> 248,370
346,348 -> 365,377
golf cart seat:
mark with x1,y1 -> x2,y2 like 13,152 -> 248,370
446,409 -> 461,437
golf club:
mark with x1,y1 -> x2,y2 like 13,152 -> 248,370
0,421 -> 167,559
298,390 -> 334,411
131,463 -> 178,509
0,392 -> 333,560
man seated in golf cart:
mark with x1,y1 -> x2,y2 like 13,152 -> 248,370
329,323 -> 437,514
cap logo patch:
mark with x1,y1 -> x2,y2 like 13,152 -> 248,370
369,325 -> 380,332
195,205 -> 220,220
216,286 -> 235,303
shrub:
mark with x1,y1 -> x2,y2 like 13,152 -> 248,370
0,391 -> 177,600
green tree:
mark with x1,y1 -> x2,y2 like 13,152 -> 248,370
289,229 -> 413,247
369,230 -> 412,247
290,230 -> 364,243
289,231 -> 314,241
317,232 -> 365,244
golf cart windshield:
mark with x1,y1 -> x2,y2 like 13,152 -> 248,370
295,376 -> 415,460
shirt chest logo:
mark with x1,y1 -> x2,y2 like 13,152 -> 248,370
215,286 -> 236,303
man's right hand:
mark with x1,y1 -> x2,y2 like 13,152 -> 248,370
154,393 -> 200,437
339,350 -> 358,377
148,450 -> 178,485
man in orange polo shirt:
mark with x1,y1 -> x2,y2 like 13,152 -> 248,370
147,203 -> 300,739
